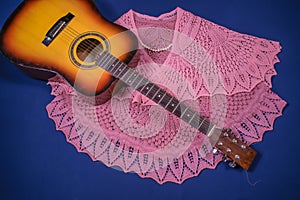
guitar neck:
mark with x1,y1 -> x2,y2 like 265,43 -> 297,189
97,51 -> 214,135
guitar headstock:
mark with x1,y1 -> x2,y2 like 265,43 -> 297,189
214,129 -> 257,170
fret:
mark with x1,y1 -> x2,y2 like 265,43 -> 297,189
171,101 -> 182,117
109,61 -> 122,75
119,65 -> 129,79
139,82 -> 150,95
126,71 -> 139,86
165,97 -> 179,114
132,75 -> 145,90
121,69 -> 135,84
120,68 -> 131,81
189,113 -> 201,128
154,89 -> 173,108
164,96 -> 174,109
135,78 -> 149,92
180,106 -> 188,118
111,61 -> 123,75
203,122 -> 214,136
97,51 -> 119,75
101,53 -> 114,70
154,90 -> 167,105
181,107 -> 195,122
138,82 -> 154,96
145,84 -> 155,96
198,119 -> 212,134
129,71 -> 140,85
151,87 -> 161,100
197,117 -> 205,131
115,63 -> 128,78
207,124 -> 216,137
146,83 -> 156,99
188,112 -> 197,124
97,51 -> 110,69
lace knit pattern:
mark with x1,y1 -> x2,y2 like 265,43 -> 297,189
117,8 -> 281,96
46,8 -> 286,184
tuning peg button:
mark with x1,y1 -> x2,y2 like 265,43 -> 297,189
213,148 -> 219,155
229,161 -> 236,168
222,155 -> 228,161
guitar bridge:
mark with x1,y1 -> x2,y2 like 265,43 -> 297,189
42,13 -> 74,46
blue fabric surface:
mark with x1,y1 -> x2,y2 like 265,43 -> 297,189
0,0 -> 298,199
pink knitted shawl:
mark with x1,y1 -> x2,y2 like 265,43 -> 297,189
46,7 -> 286,184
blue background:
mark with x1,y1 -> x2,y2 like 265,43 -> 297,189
0,0 -> 299,199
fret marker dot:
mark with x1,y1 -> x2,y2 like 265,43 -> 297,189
171,104 -> 175,106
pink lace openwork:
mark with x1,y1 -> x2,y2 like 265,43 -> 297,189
46,8 -> 286,184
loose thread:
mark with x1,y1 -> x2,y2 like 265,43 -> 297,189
244,171 -> 262,187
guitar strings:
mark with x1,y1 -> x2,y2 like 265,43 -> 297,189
60,26 -> 213,135
70,27 -> 211,133
64,27 -> 96,52
63,27 -> 107,60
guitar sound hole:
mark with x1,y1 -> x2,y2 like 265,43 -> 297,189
76,38 -> 103,62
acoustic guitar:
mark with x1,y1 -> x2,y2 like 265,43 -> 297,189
0,0 -> 256,170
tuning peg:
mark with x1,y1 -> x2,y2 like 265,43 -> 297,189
228,161 -> 237,168
222,155 -> 228,162
226,128 -> 232,133
213,148 -> 219,155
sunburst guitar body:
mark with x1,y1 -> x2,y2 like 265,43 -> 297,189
0,0 -> 137,95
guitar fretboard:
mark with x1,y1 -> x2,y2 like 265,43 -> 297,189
97,51 -> 214,135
